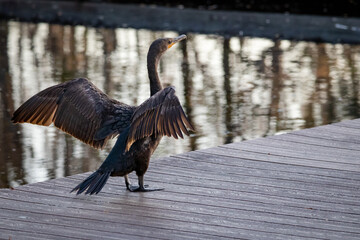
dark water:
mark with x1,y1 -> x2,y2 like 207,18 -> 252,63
1,20 -> 359,188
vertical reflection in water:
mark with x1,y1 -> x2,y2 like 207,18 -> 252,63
223,38 -> 233,144
82,27 -> 89,77
102,28 -> 116,96
255,38 -> 271,138
64,135 -> 73,178
134,31 -> 141,94
0,21 -> 25,187
180,35 -> 198,151
344,45 -> 360,118
316,43 -> 335,124
269,40 -> 283,131
63,26 -> 76,80
234,37 -> 244,140
47,24 -> 64,81
301,43 -> 316,129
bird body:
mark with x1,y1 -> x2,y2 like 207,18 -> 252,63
12,35 -> 193,195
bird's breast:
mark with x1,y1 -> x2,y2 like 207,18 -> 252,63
131,135 -> 162,157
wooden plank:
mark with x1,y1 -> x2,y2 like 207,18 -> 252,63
0,217 -> 121,240
291,131 -> 360,145
169,152 -> 360,184
0,209 -> 203,240
19,175 -> 360,223
0,194 -> 306,240
0,205 -> 230,240
263,133 -> 360,152
328,122 -> 360,131
0,230 -> 69,240
152,158 -> 360,193
253,133 -> 360,154
36,179 -> 360,225
287,131 -> 360,149
0,230 -> 50,240
335,120 -> 360,129
333,119 -> 360,127
229,138 -> 360,164
17,180 -> 360,227
0,190 -> 269,239
1,185 -> 359,239
67,173 -> 360,212
149,160 -> 360,199
224,138 -> 360,164
290,127 -> 360,145
176,151 -> 360,181
27,175 -> 360,219
316,124 -> 360,138
199,146 -> 360,172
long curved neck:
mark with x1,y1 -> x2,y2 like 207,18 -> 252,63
147,50 -> 163,96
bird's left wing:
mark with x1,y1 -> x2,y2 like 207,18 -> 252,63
126,86 -> 194,151
12,78 -> 134,149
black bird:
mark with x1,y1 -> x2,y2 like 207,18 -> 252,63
12,34 -> 194,195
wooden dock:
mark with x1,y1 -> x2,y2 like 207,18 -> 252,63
1,119 -> 359,239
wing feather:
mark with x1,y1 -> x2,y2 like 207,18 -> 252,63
12,78 -> 134,149
168,116 -> 177,139
172,114 -> 184,139
126,86 -> 194,151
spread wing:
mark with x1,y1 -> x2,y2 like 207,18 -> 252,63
126,86 -> 195,151
12,78 -> 135,149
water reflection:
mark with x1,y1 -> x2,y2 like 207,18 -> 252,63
1,20 -> 359,188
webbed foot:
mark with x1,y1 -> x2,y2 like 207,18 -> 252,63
128,185 -> 164,192
124,175 -> 164,192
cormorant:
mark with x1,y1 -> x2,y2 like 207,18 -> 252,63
11,34 -> 194,195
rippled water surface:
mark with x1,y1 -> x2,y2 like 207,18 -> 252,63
1,20 -> 359,188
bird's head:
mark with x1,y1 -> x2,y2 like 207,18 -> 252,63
147,34 -> 187,95
148,34 -> 187,57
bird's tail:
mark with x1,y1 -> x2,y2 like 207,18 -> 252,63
71,127 -> 131,195
71,170 -> 111,195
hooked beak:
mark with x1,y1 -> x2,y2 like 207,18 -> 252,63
168,34 -> 187,49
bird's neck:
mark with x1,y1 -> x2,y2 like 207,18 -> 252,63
147,52 -> 163,96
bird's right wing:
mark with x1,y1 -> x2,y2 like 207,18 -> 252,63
12,78 -> 135,149
126,86 -> 194,151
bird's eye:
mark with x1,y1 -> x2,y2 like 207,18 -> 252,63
168,40 -> 171,44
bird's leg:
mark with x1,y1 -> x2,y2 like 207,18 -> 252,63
124,175 -> 132,191
125,174 -> 150,191
127,175 -> 164,192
